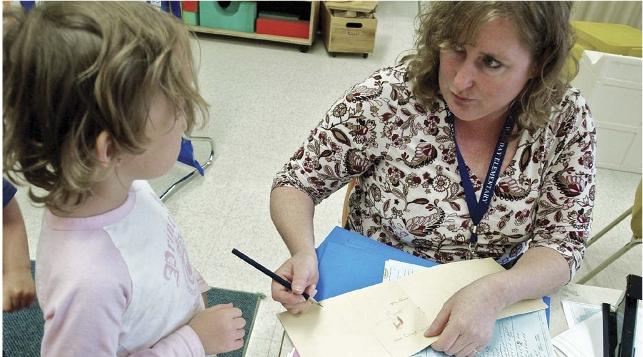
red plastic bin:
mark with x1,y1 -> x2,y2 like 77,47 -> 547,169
182,1 -> 198,13
256,17 -> 309,39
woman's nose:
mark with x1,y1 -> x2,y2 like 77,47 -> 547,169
452,60 -> 476,91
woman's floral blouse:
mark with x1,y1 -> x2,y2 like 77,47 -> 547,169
273,64 -> 596,279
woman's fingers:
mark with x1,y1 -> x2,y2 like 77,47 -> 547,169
425,303 -> 451,337
431,318 -> 460,353
456,342 -> 480,357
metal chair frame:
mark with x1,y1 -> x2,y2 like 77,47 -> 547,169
577,206 -> 642,284
159,135 -> 215,202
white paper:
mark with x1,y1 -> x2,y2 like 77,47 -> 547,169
384,260 -> 555,357
551,312 -> 602,357
383,260 -> 426,283
561,300 -> 602,328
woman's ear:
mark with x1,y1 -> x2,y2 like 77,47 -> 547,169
95,131 -> 115,167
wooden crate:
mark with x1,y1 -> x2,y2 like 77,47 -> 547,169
321,1 -> 377,56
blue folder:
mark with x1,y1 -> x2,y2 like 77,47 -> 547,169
315,227 -> 438,300
315,227 -> 551,323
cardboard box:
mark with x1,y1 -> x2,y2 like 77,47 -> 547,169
321,1 -> 377,55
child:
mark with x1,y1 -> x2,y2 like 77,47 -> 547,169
3,178 -> 36,312
3,2 -> 245,356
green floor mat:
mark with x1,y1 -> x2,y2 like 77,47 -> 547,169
3,262 -> 264,357
206,288 -> 265,357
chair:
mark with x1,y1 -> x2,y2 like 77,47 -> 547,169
576,180 -> 642,284
159,135 -> 215,202
341,178 -> 357,229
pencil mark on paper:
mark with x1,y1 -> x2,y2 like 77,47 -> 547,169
393,316 -> 404,329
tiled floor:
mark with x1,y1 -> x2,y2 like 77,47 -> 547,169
12,2 -> 641,356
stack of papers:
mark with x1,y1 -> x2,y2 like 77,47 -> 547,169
385,260 -> 554,357
552,300 -> 643,357
560,300 -> 602,328
279,258 -> 547,357
551,313 -> 603,357
282,227 -> 554,357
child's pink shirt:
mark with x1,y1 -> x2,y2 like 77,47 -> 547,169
36,181 -> 210,356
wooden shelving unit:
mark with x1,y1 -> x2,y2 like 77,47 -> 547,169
189,1 -> 319,52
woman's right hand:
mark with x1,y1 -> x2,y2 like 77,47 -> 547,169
189,303 -> 246,355
271,250 -> 319,314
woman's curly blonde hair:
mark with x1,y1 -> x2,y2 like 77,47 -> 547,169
404,1 -> 576,132
3,2 -> 209,212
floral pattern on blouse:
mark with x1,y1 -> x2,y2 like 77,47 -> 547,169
273,64 -> 596,279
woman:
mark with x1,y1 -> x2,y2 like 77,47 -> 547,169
271,2 -> 595,356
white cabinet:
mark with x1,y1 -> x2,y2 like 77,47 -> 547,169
572,50 -> 642,173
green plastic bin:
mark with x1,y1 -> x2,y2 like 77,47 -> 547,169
200,1 -> 257,33
183,11 -> 198,26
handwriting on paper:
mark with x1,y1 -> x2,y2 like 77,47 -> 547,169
374,295 -> 428,344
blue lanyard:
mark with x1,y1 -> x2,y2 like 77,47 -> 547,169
446,109 -> 515,255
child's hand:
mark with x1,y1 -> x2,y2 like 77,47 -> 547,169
3,267 -> 36,312
189,303 -> 246,354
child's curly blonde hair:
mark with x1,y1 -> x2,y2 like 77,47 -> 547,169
3,2 -> 209,212
403,1 -> 577,132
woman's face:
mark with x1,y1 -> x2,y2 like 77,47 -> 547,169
438,18 -> 535,123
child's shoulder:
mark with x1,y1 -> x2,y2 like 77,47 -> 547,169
37,228 -> 132,296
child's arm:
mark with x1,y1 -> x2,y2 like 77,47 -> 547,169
41,273 -> 207,357
194,268 -> 210,307
39,231 -> 208,357
42,277 -> 245,356
189,267 -> 247,355
3,194 -> 35,312
188,303 -> 246,355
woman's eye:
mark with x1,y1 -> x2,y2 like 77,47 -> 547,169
483,56 -> 502,69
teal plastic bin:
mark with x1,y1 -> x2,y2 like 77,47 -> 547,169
183,11 -> 198,26
200,1 -> 257,33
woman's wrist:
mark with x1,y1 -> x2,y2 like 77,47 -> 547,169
284,233 -> 316,257
479,271 -> 516,311
293,248 -> 317,263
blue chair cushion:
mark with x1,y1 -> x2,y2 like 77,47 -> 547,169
177,138 -> 204,176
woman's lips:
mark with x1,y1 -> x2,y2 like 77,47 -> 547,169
452,92 -> 473,101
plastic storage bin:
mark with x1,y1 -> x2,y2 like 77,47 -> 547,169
200,1 -> 257,33
572,50 -> 642,173
182,1 -> 198,13
256,16 -> 309,39
182,11 -> 198,26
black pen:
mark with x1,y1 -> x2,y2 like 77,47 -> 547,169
231,248 -> 323,307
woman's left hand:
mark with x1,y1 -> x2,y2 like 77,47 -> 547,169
424,275 -> 506,356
